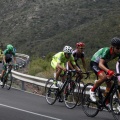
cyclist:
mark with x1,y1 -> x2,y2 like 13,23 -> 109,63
0,44 -> 17,85
67,42 -> 88,79
51,45 -> 81,89
89,37 -> 120,107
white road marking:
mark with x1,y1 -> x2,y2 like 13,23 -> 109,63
0,104 -> 62,120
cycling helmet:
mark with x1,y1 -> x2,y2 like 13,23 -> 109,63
63,46 -> 73,53
7,44 -> 14,51
76,42 -> 85,47
111,37 -> 120,47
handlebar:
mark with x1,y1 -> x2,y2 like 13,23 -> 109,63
65,70 -> 92,79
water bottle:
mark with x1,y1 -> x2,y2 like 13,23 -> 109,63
57,81 -> 63,90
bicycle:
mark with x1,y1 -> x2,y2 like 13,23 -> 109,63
1,63 -> 13,90
81,73 -> 120,120
45,70 -> 80,109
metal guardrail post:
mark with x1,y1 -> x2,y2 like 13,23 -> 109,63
22,81 -> 25,90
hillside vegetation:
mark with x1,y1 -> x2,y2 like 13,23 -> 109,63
0,0 -> 120,57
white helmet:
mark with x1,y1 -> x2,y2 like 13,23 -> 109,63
63,45 -> 73,53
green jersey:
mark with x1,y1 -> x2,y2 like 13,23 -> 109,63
52,52 -> 76,65
3,49 -> 16,57
91,47 -> 120,63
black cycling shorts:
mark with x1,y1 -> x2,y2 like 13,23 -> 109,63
90,61 -> 108,76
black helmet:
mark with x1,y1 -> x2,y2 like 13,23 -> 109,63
111,37 -> 120,47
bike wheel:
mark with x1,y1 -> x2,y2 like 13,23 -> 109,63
111,90 -> 120,120
82,83 -> 99,117
77,81 -> 84,106
64,80 -> 79,109
6,73 -> 12,90
1,78 -> 6,88
45,78 -> 58,105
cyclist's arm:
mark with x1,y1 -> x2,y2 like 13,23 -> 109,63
73,65 -> 80,71
99,58 -> 109,72
81,58 -> 87,72
3,55 -> 6,64
67,61 -> 74,70
57,63 -> 66,71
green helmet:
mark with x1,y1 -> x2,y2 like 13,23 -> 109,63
7,44 -> 13,51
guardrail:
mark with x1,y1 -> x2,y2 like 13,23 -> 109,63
12,53 -> 48,90
12,70 -> 48,87
12,53 -> 106,92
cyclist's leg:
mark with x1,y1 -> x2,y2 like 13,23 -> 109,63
51,60 -> 59,88
104,81 -> 112,105
90,61 -> 107,102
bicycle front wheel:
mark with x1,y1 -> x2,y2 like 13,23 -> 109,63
6,73 -> 12,90
82,83 -> 99,117
45,78 -> 58,105
64,80 -> 79,109
111,90 -> 120,120
1,78 -> 6,88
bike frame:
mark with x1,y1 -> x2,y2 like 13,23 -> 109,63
97,76 -> 119,108
57,71 -> 72,96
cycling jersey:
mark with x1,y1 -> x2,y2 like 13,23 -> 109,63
51,52 -> 76,69
72,49 -> 84,62
91,47 -> 120,63
3,49 -> 16,63
3,49 -> 15,56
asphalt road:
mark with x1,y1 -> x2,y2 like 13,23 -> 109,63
0,87 -> 115,120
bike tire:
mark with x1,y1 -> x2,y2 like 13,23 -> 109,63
1,76 -> 7,88
77,81 -> 84,106
111,89 -> 120,120
6,73 -> 12,90
64,80 -> 79,109
45,78 -> 58,105
82,83 -> 99,117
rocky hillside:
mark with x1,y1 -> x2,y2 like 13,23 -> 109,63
0,0 -> 120,57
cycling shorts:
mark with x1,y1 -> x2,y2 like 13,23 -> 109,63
90,61 -> 108,76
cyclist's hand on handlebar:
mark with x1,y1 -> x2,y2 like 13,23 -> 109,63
107,69 -> 115,78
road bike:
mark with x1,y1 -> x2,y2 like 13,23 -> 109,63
81,73 -> 120,120
1,63 -> 13,90
45,70 -> 80,109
